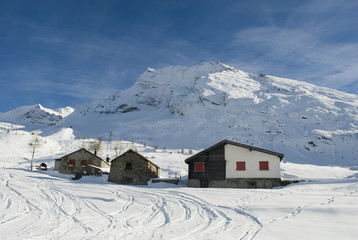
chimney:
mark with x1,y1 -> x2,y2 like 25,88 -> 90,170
94,150 -> 97,156
106,154 -> 110,162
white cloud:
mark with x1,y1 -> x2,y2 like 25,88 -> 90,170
228,0 -> 358,93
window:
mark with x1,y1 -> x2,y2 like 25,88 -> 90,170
125,162 -> 132,170
259,161 -> 269,170
69,159 -> 75,166
194,162 -> 205,172
81,160 -> 87,167
236,161 -> 246,171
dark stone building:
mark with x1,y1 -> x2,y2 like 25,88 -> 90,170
108,149 -> 160,185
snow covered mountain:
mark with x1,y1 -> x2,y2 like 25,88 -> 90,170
59,62 -> 358,166
1,62 -> 358,240
0,104 -> 74,126
1,62 -> 358,166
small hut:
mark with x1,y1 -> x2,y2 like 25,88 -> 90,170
55,148 -> 110,175
108,149 -> 160,185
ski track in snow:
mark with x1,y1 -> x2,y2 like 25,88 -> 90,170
106,187 -> 262,240
0,168 -> 261,240
1,166 -> 358,239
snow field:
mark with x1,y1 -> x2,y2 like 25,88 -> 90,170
1,167 -> 357,240
1,123 -> 358,239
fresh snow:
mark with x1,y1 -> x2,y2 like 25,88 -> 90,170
1,123 -> 358,240
0,104 -> 74,126
55,62 -> 357,167
1,62 -> 358,166
1,62 -> 358,239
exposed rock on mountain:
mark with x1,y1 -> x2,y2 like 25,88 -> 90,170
63,62 -> 358,166
0,104 -> 74,126
2,62 -> 358,166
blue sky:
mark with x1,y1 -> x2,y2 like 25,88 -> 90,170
1,0 -> 358,112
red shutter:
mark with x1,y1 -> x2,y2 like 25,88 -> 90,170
194,162 -> 205,172
69,159 -> 75,166
236,161 -> 246,170
259,161 -> 269,170
81,160 -> 87,167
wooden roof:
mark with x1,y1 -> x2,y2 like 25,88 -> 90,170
111,149 -> 160,169
185,140 -> 284,163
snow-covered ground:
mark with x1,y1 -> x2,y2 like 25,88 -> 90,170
1,123 -> 358,240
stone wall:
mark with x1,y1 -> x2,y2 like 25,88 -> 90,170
187,178 -> 282,189
58,149 -> 109,175
108,151 -> 159,185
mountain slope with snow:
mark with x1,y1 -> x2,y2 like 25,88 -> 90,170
60,62 -> 358,166
1,62 -> 357,166
1,61 -> 358,239
0,104 -> 74,126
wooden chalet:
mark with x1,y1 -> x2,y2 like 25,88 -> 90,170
108,149 -> 160,185
185,140 -> 284,188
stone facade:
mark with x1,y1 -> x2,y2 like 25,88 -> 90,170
57,148 -> 110,175
187,178 -> 282,188
108,149 -> 160,185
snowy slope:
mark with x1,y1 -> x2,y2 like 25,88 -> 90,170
0,104 -> 74,126
61,62 -> 358,166
1,62 -> 357,166
1,122 -> 358,240
2,62 -> 358,239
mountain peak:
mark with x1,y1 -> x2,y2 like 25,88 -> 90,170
3,62 -> 358,166
0,104 -> 74,126
68,62 -> 358,166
